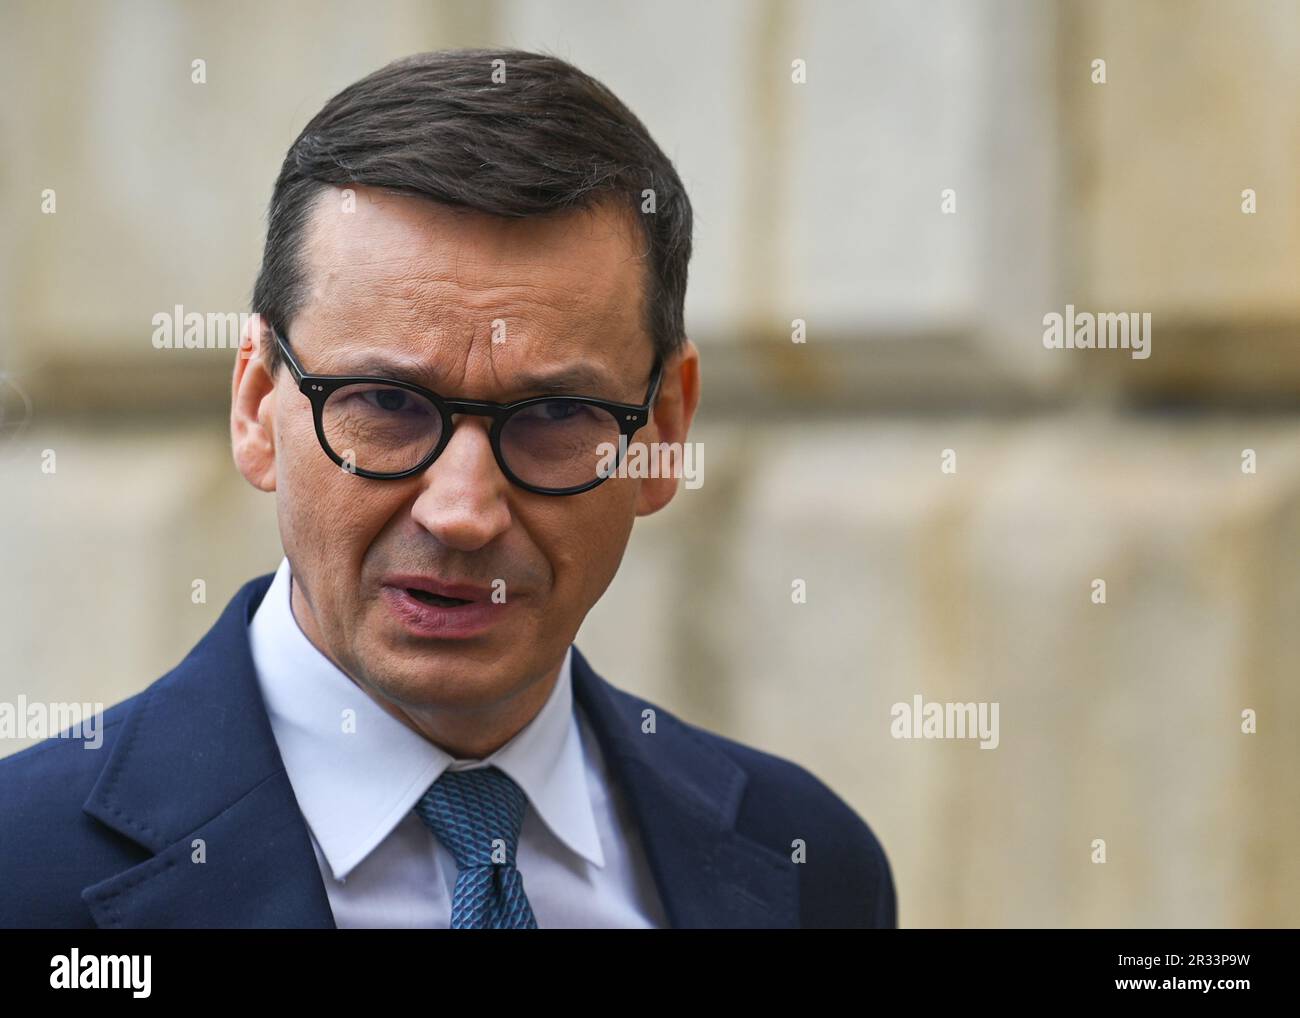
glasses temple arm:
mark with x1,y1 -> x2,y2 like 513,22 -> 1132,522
273,328 -> 306,383
643,357 -> 665,408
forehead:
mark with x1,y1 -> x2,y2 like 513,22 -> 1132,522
295,185 -> 650,370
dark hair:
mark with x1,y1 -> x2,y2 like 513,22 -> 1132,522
252,48 -> 693,377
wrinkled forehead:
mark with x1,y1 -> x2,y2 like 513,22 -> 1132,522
292,185 -> 651,376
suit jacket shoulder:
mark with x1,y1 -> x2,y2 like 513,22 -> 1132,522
0,697 -> 144,926
570,653 -> 897,928
691,719 -> 897,928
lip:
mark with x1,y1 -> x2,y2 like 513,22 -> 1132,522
379,576 -> 509,639
382,574 -> 496,601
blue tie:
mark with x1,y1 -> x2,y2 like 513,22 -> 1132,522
413,765 -> 539,929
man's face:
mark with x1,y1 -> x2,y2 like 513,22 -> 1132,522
231,186 -> 697,743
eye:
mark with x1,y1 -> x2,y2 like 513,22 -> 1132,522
358,387 -> 421,413
511,400 -> 590,425
540,400 -> 583,421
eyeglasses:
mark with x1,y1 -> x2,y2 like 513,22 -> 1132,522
272,328 -> 664,496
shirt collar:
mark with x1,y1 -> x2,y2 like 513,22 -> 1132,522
247,556 -> 604,880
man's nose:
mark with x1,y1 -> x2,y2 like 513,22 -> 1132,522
408,414 -> 513,552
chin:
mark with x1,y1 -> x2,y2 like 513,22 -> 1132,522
377,659 -> 514,706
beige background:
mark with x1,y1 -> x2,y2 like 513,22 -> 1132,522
1,0 -> 1297,927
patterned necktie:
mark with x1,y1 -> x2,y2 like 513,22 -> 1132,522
413,764 -> 539,929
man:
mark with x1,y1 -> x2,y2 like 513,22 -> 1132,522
0,49 -> 895,929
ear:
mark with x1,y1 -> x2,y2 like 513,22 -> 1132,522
230,314 -> 278,492
635,338 -> 701,517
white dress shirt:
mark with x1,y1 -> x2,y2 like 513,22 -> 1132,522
247,556 -> 668,929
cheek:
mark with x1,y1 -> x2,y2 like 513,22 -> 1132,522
274,395 -> 319,490
536,481 -> 638,604
277,414 -> 335,536
274,409 -> 393,583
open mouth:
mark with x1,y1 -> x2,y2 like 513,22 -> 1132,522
405,588 -> 473,607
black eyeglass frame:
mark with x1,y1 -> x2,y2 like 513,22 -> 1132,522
272,327 -> 664,496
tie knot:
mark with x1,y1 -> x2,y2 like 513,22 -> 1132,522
413,765 -> 529,869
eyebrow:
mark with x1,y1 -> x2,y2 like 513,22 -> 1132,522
334,355 -> 619,400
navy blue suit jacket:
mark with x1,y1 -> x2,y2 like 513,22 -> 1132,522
0,572 -> 896,928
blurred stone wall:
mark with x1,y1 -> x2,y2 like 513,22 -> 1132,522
1,0 -> 1297,926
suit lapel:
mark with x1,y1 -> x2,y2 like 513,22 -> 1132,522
81,573 -> 335,928
571,647 -> 800,928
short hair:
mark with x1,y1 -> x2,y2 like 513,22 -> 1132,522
251,48 -> 693,376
